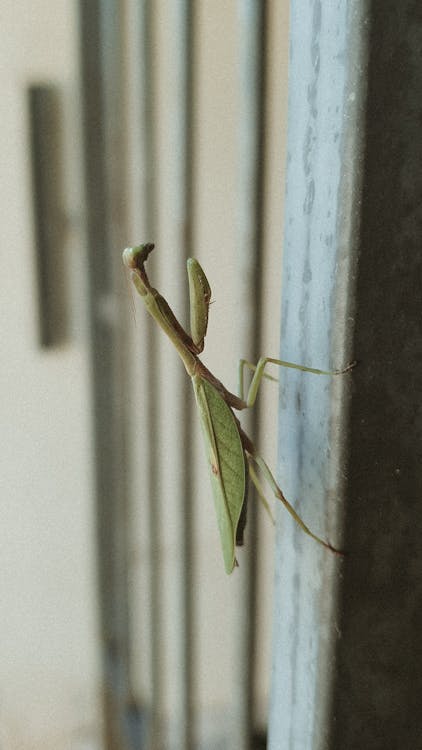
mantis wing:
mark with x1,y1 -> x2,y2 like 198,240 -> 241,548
192,375 -> 246,574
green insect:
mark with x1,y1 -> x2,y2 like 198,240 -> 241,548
123,243 -> 353,574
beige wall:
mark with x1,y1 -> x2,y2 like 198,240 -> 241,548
0,2 -> 101,748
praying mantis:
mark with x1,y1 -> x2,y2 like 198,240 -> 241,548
123,243 -> 353,574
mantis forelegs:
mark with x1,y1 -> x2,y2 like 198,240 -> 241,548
239,356 -> 355,406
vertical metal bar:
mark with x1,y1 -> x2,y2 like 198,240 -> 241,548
139,0 -> 171,750
79,2 -> 143,748
130,4 -> 196,744
235,2 -> 267,749
161,2 -> 195,748
268,1 -> 368,746
181,5 -> 195,747
137,2 -> 163,748
176,4 -> 195,746
269,1 -> 422,748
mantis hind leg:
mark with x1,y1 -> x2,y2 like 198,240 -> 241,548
247,451 -> 344,555
247,459 -> 275,524
238,356 -> 355,406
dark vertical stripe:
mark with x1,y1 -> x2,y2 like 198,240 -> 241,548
79,1 -> 141,747
235,2 -> 268,749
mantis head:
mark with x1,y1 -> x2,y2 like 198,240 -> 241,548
123,243 -> 155,297
122,243 -> 155,270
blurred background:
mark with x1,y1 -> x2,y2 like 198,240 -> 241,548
0,2 -> 289,748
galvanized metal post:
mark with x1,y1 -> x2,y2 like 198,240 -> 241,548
269,2 -> 422,748
79,1 -> 143,747
157,2 -> 196,748
173,4 -> 196,746
136,3 -> 164,748
234,1 -> 267,748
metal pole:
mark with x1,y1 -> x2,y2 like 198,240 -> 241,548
269,1 -> 422,748
137,3 -> 164,747
234,2 -> 267,748
160,2 -> 195,747
79,1 -> 142,747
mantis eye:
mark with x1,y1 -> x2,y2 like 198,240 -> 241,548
122,247 -> 138,269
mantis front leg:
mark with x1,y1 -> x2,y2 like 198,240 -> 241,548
187,258 -> 211,352
238,357 -> 355,406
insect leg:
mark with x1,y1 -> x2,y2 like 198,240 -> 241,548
247,457 -> 275,524
245,357 -> 355,407
248,452 -> 343,555
238,359 -> 277,401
